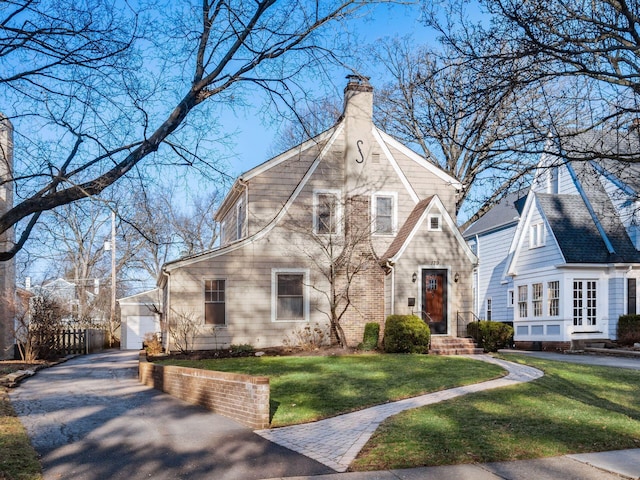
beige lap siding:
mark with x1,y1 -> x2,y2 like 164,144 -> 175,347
138,354 -> 270,429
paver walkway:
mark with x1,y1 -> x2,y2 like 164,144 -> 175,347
255,355 -> 543,472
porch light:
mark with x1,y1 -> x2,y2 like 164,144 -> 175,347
412,272 -> 417,283
454,272 -> 460,283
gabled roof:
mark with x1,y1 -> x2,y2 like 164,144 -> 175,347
118,289 -> 161,305
463,191 -> 525,238
381,195 -> 477,265
535,193 -> 615,263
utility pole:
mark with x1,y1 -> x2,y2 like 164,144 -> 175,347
110,210 -> 116,347
104,210 -> 117,347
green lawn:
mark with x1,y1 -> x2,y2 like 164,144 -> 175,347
351,353 -> 640,471
159,354 -> 505,426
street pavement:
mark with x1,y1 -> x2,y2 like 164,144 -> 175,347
8,349 -> 640,479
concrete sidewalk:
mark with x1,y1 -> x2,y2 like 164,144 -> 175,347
263,448 -> 640,479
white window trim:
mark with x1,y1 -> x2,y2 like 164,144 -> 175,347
529,222 -> 545,249
486,297 -> 492,321
236,199 -> 245,240
313,189 -> 342,235
427,213 -> 442,232
371,191 -> 398,236
271,268 -> 310,322
507,289 -> 514,307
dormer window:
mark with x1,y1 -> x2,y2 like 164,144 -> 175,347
314,190 -> 340,235
530,222 -> 545,248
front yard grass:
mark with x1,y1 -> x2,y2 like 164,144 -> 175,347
351,353 -> 640,471
159,354 -> 505,426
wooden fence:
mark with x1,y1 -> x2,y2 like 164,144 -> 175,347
49,328 -> 105,356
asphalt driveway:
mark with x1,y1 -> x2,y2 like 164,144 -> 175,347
9,350 -> 333,480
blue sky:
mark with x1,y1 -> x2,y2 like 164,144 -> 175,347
224,2 -> 438,177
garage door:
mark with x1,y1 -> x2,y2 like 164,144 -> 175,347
125,316 -> 160,350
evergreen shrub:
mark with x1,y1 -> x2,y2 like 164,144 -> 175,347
383,314 -> 430,353
617,315 -> 640,345
467,321 -> 514,352
358,322 -> 380,351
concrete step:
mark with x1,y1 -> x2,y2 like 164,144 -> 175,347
430,337 -> 483,355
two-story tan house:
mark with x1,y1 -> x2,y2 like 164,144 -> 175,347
158,76 -> 476,351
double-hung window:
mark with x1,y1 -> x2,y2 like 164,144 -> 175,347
532,283 -> 543,317
518,285 -> 528,318
548,281 -> 560,316
372,193 -> 396,235
204,279 -> 226,325
314,191 -> 340,235
236,200 -> 245,240
272,269 -> 308,321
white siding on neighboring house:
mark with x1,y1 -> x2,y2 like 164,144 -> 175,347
474,226 -> 515,322
514,208 -> 564,273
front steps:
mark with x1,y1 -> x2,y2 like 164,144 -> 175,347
430,337 -> 484,355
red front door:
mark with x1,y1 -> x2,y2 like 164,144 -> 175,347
422,269 -> 448,334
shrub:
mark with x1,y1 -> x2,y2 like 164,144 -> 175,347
358,322 -> 380,351
383,315 -> 430,353
617,315 -> 640,346
143,333 -> 163,355
467,321 -> 514,352
230,344 -> 255,355
283,323 -> 329,351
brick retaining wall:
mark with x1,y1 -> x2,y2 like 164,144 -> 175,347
138,353 -> 270,429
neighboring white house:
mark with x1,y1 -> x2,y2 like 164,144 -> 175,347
158,76 -> 477,351
465,132 -> 640,350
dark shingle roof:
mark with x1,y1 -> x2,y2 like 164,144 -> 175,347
463,191 -> 525,238
537,189 -> 640,263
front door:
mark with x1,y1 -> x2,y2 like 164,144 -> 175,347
422,269 -> 448,334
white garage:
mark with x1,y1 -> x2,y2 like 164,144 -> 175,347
118,290 -> 162,350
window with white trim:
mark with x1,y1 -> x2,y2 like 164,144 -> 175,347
573,280 -> 597,326
507,289 -> 514,307
518,285 -> 528,318
532,283 -> 543,317
372,193 -> 395,235
272,270 -> 308,321
314,191 -> 340,235
486,298 -> 492,321
530,222 -> 545,248
548,281 -> 560,316
204,279 -> 226,325
236,200 -> 245,240
428,214 -> 442,231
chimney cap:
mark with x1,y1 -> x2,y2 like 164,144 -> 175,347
345,74 -> 373,93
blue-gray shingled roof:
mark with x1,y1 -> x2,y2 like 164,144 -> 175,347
463,191 -> 525,238
537,187 -> 640,264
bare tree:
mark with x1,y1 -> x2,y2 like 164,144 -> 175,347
426,0 -> 640,162
285,195 -> 379,348
168,309 -> 202,354
373,37 -> 549,227
0,0 -> 393,261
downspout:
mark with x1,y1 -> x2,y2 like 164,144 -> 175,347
160,269 -> 171,353
383,260 -> 395,315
